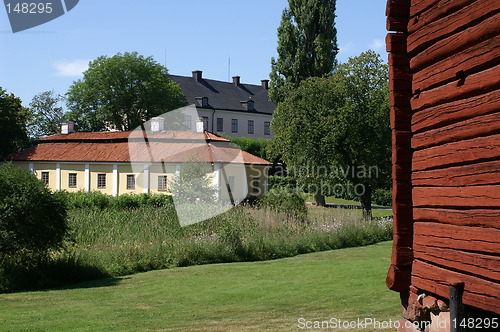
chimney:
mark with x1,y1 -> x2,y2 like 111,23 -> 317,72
261,79 -> 269,89
192,70 -> 203,82
61,121 -> 75,134
232,76 -> 240,86
150,117 -> 165,132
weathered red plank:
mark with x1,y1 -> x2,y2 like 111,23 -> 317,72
392,213 -> 413,235
409,0 -> 440,18
386,33 -> 408,54
410,13 -> 500,72
390,91 -> 412,108
412,160 -> 500,187
413,244 -> 500,282
412,37 -> 500,93
386,263 -> 412,292
393,233 -> 413,247
412,260 -> 500,314
409,0 -> 477,32
412,90 -> 500,134
391,107 -> 412,131
413,185 -> 500,208
389,78 -> 412,93
393,162 -> 411,182
393,130 -> 411,146
392,244 -> 413,266
387,16 -> 408,33
414,222 -> 500,253
393,145 -> 412,164
393,182 -> 411,201
388,52 -> 410,68
412,134 -> 500,171
408,0 -> 499,54
386,0 -> 410,18
411,64 -> 500,112
412,112 -> 500,150
413,207 -> 499,228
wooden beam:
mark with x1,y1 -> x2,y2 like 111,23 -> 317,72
412,260 -> 500,314
412,90 -> 500,134
414,222 -> 500,252
413,207 -> 499,228
409,0 -> 440,18
412,37 -> 500,93
409,0 -> 477,32
413,134 -> 500,171
408,0 -> 499,54
413,185 -> 500,209
409,13 -> 500,72
413,160 -> 500,187
410,64 -> 500,112
413,244 -> 500,282
412,112 -> 500,150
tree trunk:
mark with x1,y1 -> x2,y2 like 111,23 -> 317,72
359,184 -> 372,220
314,193 -> 326,207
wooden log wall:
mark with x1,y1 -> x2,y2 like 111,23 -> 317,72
386,0 -> 500,316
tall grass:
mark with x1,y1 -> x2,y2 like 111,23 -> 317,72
60,204 -> 392,277
2,200 -> 392,292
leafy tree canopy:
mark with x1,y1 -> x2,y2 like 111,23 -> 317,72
65,52 -> 187,132
27,90 -> 65,138
0,87 -> 29,157
270,51 -> 391,218
0,163 -> 67,254
269,0 -> 338,104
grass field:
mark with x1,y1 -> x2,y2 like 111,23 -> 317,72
0,241 -> 400,331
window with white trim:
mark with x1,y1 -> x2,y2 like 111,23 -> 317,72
41,172 -> 49,185
231,119 -> 238,133
126,175 -> 135,190
264,121 -> 271,135
158,175 -> 168,191
248,120 -> 254,134
97,174 -> 106,189
68,173 -> 77,188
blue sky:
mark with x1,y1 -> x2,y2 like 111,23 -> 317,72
1,0 -> 388,107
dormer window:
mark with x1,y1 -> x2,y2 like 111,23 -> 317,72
195,96 -> 209,108
240,99 -> 254,111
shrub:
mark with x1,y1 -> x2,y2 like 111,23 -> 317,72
58,190 -> 111,209
0,163 -> 67,254
258,187 -> 307,221
268,176 -> 297,190
372,189 -> 392,206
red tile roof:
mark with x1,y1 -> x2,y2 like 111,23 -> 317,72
7,131 -> 269,165
41,130 -> 231,142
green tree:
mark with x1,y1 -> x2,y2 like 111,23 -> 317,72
0,163 -> 67,254
26,90 -> 65,138
0,87 -> 29,158
270,51 -> 391,218
65,52 -> 187,132
269,0 -> 338,104
170,156 -> 217,204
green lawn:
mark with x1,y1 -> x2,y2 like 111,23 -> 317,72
0,242 -> 400,331
305,197 -> 393,219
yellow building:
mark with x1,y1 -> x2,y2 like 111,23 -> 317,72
5,126 -> 270,201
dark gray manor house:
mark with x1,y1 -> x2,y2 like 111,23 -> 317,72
170,71 -> 276,139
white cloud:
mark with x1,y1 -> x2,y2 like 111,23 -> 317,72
369,39 -> 385,51
53,59 -> 89,77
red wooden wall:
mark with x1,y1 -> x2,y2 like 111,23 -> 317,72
386,0 -> 500,315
